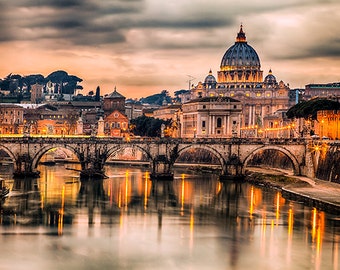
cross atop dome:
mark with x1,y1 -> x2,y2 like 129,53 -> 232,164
236,24 -> 247,43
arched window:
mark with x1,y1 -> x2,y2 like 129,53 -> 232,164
217,117 -> 222,128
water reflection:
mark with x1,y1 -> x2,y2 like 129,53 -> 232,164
0,164 -> 339,269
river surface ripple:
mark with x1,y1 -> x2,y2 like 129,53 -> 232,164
0,164 -> 339,270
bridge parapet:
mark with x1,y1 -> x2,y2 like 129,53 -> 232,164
0,136 -> 315,180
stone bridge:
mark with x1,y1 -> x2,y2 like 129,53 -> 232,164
0,136 -> 322,180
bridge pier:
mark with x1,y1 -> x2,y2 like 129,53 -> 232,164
219,164 -> 244,182
150,155 -> 174,181
13,154 -> 40,178
78,141 -> 108,180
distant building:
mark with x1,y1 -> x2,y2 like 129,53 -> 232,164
261,109 -> 295,138
315,110 -> 340,139
104,110 -> 129,137
153,104 -> 182,138
153,104 -> 181,121
103,87 -> 126,117
125,100 -> 143,120
190,25 -> 293,130
304,83 -> 340,100
181,96 -> 241,138
24,104 -> 78,135
30,83 -> 43,104
0,104 -> 24,134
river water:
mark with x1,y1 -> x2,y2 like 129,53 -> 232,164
0,163 -> 339,270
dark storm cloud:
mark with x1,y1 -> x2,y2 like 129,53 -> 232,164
283,39 -> 340,60
1,0 -> 339,56
0,0 -> 236,47
139,16 -> 232,29
0,0 -> 144,45
309,39 -> 340,58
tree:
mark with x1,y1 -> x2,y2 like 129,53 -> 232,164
287,98 -> 340,120
130,115 -> 171,137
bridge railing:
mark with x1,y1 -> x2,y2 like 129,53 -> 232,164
3,134 -> 337,146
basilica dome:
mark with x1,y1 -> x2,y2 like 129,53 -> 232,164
220,25 -> 261,70
218,25 -> 263,84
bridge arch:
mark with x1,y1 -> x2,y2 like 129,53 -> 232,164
176,144 -> 226,172
31,145 -> 81,169
0,144 -> 17,165
242,145 -> 301,175
105,144 -> 153,165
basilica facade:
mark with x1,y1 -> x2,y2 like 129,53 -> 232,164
189,25 -> 294,135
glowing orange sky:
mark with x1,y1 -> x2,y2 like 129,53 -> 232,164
1,0 -> 340,98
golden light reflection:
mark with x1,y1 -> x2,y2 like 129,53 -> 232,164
125,170 -> 129,210
249,186 -> 255,218
181,174 -> 185,215
58,185 -> 65,235
118,188 -> 122,208
311,208 -> 325,268
312,208 -> 317,240
275,192 -> 280,221
190,207 -> 194,251
144,171 -> 149,209
285,207 -> 294,265
288,208 -> 294,237
217,181 -> 221,194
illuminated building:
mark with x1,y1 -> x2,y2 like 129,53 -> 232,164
24,104 -> 78,135
181,96 -> 241,138
0,104 -> 24,134
316,110 -> 340,139
104,110 -> 129,137
190,25 -> 294,132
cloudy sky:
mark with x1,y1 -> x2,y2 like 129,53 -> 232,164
1,0 -> 340,98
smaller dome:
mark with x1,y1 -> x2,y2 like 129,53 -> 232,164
204,69 -> 217,89
264,69 -> 277,85
204,69 -> 216,84
105,86 -> 125,99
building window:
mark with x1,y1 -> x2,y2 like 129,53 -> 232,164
202,121 -> 206,128
217,117 -> 222,128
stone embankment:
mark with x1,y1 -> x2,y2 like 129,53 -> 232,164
245,167 -> 340,214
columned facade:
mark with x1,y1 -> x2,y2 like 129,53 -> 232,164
181,96 -> 241,138
190,25 -> 293,135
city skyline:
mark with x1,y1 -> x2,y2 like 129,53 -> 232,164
1,0 -> 340,98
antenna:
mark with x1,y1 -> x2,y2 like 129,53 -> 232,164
186,75 -> 196,90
